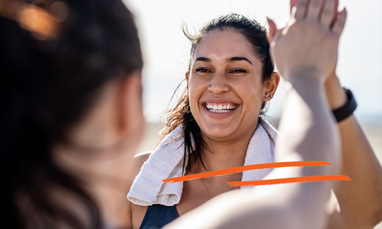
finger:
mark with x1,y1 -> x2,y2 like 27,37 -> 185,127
334,0 -> 339,12
321,0 -> 335,27
330,11 -> 340,28
332,8 -> 347,36
290,0 -> 299,12
306,0 -> 325,21
294,0 -> 309,20
267,17 -> 278,43
330,0 -> 340,28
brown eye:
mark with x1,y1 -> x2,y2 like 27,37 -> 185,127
230,69 -> 247,74
196,68 -> 210,73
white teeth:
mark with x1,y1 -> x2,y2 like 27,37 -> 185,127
205,103 -> 238,113
211,110 -> 229,113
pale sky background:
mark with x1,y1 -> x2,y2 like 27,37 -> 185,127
124,0 -> 382,123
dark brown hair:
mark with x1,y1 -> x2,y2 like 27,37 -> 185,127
161,13 -> 274,173
0,0 -> 142,228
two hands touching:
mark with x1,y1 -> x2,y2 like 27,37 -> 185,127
268,0 -> 346,83
267,1 -> 382,229
165,1 -> 382,229
269,0 -> 348,110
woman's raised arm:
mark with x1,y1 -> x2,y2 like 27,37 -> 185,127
164,0 -> 347,228
289,1 -> 382,227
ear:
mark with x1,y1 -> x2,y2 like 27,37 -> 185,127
116,71 -> 145,137
263,72 -> 281,102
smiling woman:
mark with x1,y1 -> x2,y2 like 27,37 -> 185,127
127,6 -> 382,229
127,13 -> 281,229
188,28 -> 278,142
163,14 -> 280,174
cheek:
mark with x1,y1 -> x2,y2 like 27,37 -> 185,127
188,77 -> 204,111
188,77 -> 206,98
238,79 -> 264,111
243,87 -> 261,106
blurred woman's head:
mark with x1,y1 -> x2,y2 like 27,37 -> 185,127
0,0 -> 143,228
162,14 -> 279,170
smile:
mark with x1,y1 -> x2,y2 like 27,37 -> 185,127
204,103 -> 238,113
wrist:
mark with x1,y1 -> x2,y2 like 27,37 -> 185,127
325,75 -> 347,109
284,76 -> 325,98
284,68 -> 325,84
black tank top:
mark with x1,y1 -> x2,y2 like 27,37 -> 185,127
139,204 -> 179,229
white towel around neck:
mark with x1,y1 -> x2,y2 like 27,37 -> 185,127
127,118 -> 278,206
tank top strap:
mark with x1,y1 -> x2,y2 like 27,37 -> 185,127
139,204 -> 179,229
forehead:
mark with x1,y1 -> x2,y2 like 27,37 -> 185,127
194,29 -> 260,64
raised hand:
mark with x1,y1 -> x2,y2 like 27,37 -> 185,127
291,0 -> 341,80
291,0 -> 340,32
267,0 -> 347,82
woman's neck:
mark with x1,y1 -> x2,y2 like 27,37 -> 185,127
195,122 -> 259,172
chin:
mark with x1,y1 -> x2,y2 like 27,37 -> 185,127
200,123 -> 237,140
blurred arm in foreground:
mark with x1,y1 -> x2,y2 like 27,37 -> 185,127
165,0 -> 345,228
289,0 -> 382,228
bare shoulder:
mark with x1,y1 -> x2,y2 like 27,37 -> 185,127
127,151 -> 152,229
126,151 -> 151,200
134,151 -> 152,163
130,151 -> 152,179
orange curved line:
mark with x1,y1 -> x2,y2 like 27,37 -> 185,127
227,175 -> 352,187
163,161 -> 330,183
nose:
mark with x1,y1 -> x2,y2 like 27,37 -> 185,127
208,73 -> 229,95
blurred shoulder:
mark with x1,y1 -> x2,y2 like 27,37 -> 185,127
127,151 -> 152,189
133,151 -> 152,163
130,151 -> 152,177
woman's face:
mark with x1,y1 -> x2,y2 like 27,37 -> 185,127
188,29 -> 266,141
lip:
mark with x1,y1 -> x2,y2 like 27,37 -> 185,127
201,98 -> 240,119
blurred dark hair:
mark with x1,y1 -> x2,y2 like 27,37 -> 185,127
161,13 -> 274,172
0,0 -> 142,228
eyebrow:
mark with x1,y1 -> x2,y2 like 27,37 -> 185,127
194,56 -> 253,65
228,57 -> 253,65
195,57 -> 211,62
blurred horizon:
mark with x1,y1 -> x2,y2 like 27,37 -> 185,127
124,0 -> 382,123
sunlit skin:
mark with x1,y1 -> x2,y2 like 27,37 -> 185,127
187,29 -> 277,146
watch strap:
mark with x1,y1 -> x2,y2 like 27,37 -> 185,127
332,88 -> 357,123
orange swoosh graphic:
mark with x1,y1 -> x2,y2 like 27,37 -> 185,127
227,175 -> 351,187
163,161 -> 330,183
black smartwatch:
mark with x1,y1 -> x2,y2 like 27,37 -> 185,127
332,88 -> 357,123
